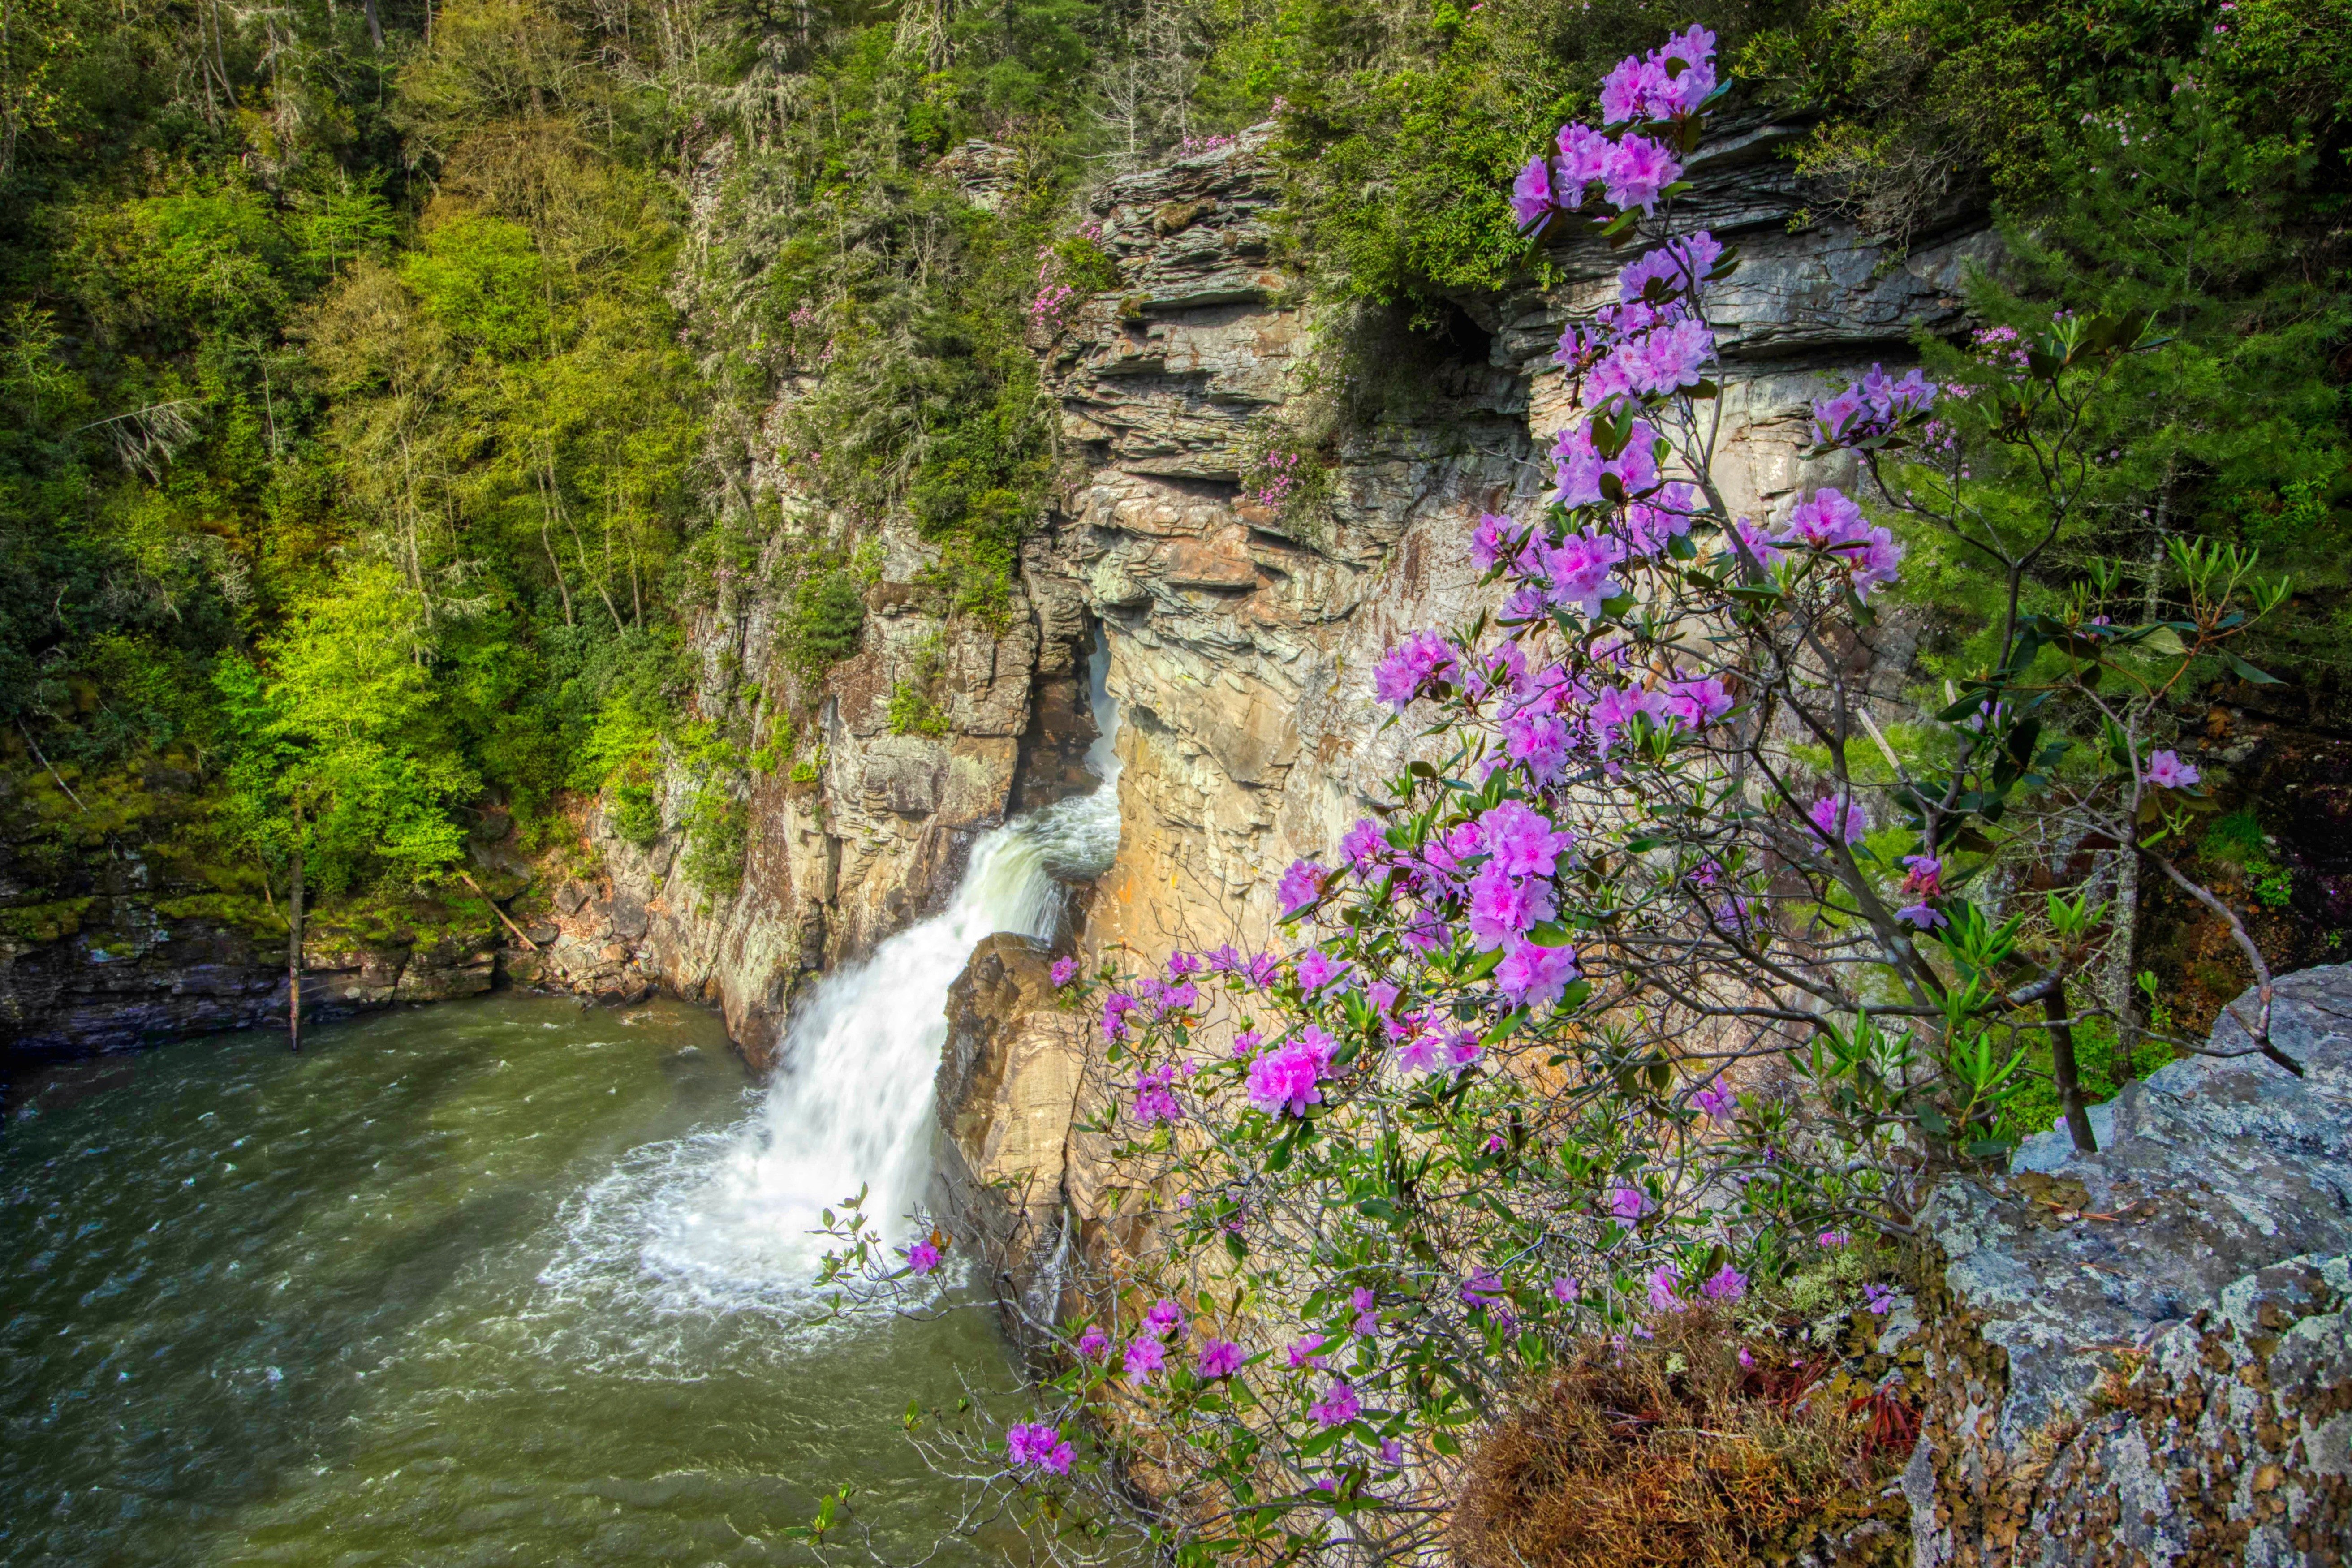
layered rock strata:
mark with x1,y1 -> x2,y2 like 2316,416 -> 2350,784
1038,119 -> 1990,965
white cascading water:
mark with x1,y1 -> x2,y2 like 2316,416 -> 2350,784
558,638 -> 1122,1316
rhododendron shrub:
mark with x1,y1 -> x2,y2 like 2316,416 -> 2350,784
811,27 -> 2300,1564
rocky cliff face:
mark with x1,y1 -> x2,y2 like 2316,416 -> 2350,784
1035,118 -> 1990,965
1910,966 -> 2352,1567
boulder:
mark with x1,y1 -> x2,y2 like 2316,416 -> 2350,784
1911,965 -> 2352,1566
935,934 -> 1094,1322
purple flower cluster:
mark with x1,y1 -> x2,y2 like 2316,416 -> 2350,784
1372,629 -> 1462,711
1600,25 -> 1719,123
1309,1380 -> 1361,1429
1246,1025 -> 1339,1117
1692,1081 -> 1735,1119
1131,1064 -> 1184,1126
1393,1020 -> 1481,1077
1812,362 -> 1938,447
1276,857 -> 1330,915
1773,488 -> 1904,599
1050,954 -> 1078,987
2145,749 -> 2199,789
1896,853 -> 1947,930
1195,1337 -> 1244,1378
1807,791 -> 1870,849
1006,1421 -> 1074,1474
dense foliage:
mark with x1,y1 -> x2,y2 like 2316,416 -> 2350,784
7,0 -> 2343,930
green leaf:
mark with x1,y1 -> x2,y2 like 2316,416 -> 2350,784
2225,652 -> 2283,686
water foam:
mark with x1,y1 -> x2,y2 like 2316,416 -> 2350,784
546,637 -> 1122,1319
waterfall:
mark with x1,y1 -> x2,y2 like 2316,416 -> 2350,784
577,636 -> 1122,1313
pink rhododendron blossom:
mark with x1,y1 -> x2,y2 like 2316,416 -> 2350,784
1772,487 -> 1903,597
1731,515 -> 1784,569
1617,231 -> 1723,302
1622,486 -> 1698,556
1231,1029 -> 1262,1059
1510,155 -> 1554,230
1466,862 -> 1557,950
1276,858 -> 1328,915
905,1239 -> 942,1275
1481,799 -> 1572,878
1899,854 -> 1943,898
1496,715 -> 1571,785
1145,1297 -> 1186,1338
1550,1275 -> 1581,1303
1898,903 -> 1947,931
1007,1422 -> 1074,1474
1470,511 -> 1526,569
1817,1230 -> 1851,1249
1807,793 -> 1870,847
1373,630 -> 1460,710
1123,1335 -> 1166,1383
1602,134 -> 1681,213
1101,991 -> 1137,1042
1196,1338 -> 1244,1378
1246,1028 -> 1338,1116
1050,955 -> 1078,987
1496,938 -> 1581,1009
1394,1027 -> 1448,1076
1609,1184 -> 1654,1220
1541,530 -> 1627,617
1340,817 -> 1388,869
1815,362 -> 1938,445
1600,55 -> 1670,124
1612,314 -> 1714,396
1863,1282 -> 1899,1316
1366,978 -> 1399,1013
1076,1324 -> 1111,1358
1663,674 -> 1733,728
1294,948 -> 1351,992
1648,1262 -> 1684,1312
1131,1065 -> 1184,1126
1554,122 -> 1613,201
2145,750 -> 2200,789
1287,1332 -> 1328,1368
1352,1286 -> 1379,1335
1702,1263 -> 1748,1302
1460,1268 -> 1507,1308
1692,1081 -> 1735,1119
1310,1381 -> 1361,1429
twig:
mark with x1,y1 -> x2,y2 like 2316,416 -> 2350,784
2150,852 -> 2301,1077
18,721 -> 86,812
458,868 -> 540,949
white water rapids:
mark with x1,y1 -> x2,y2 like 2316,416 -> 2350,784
553,640 -> 1121,1317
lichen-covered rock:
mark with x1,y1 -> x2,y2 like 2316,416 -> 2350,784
1911,965 -> 2352,1566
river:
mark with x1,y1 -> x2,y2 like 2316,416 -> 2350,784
0,648 -> 1124,1567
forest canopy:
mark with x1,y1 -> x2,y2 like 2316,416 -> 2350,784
1,0 -> 2343,914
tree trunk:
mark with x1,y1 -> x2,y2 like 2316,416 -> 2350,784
360,0 -> 383,49
2044,982 -> 2097,1154
287,815 -> 305,1055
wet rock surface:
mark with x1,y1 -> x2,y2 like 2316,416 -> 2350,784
934,933 -> 1099,1321
1912,965 -> 2352,1566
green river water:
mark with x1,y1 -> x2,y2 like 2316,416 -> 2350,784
0,995 -> 1018,1568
